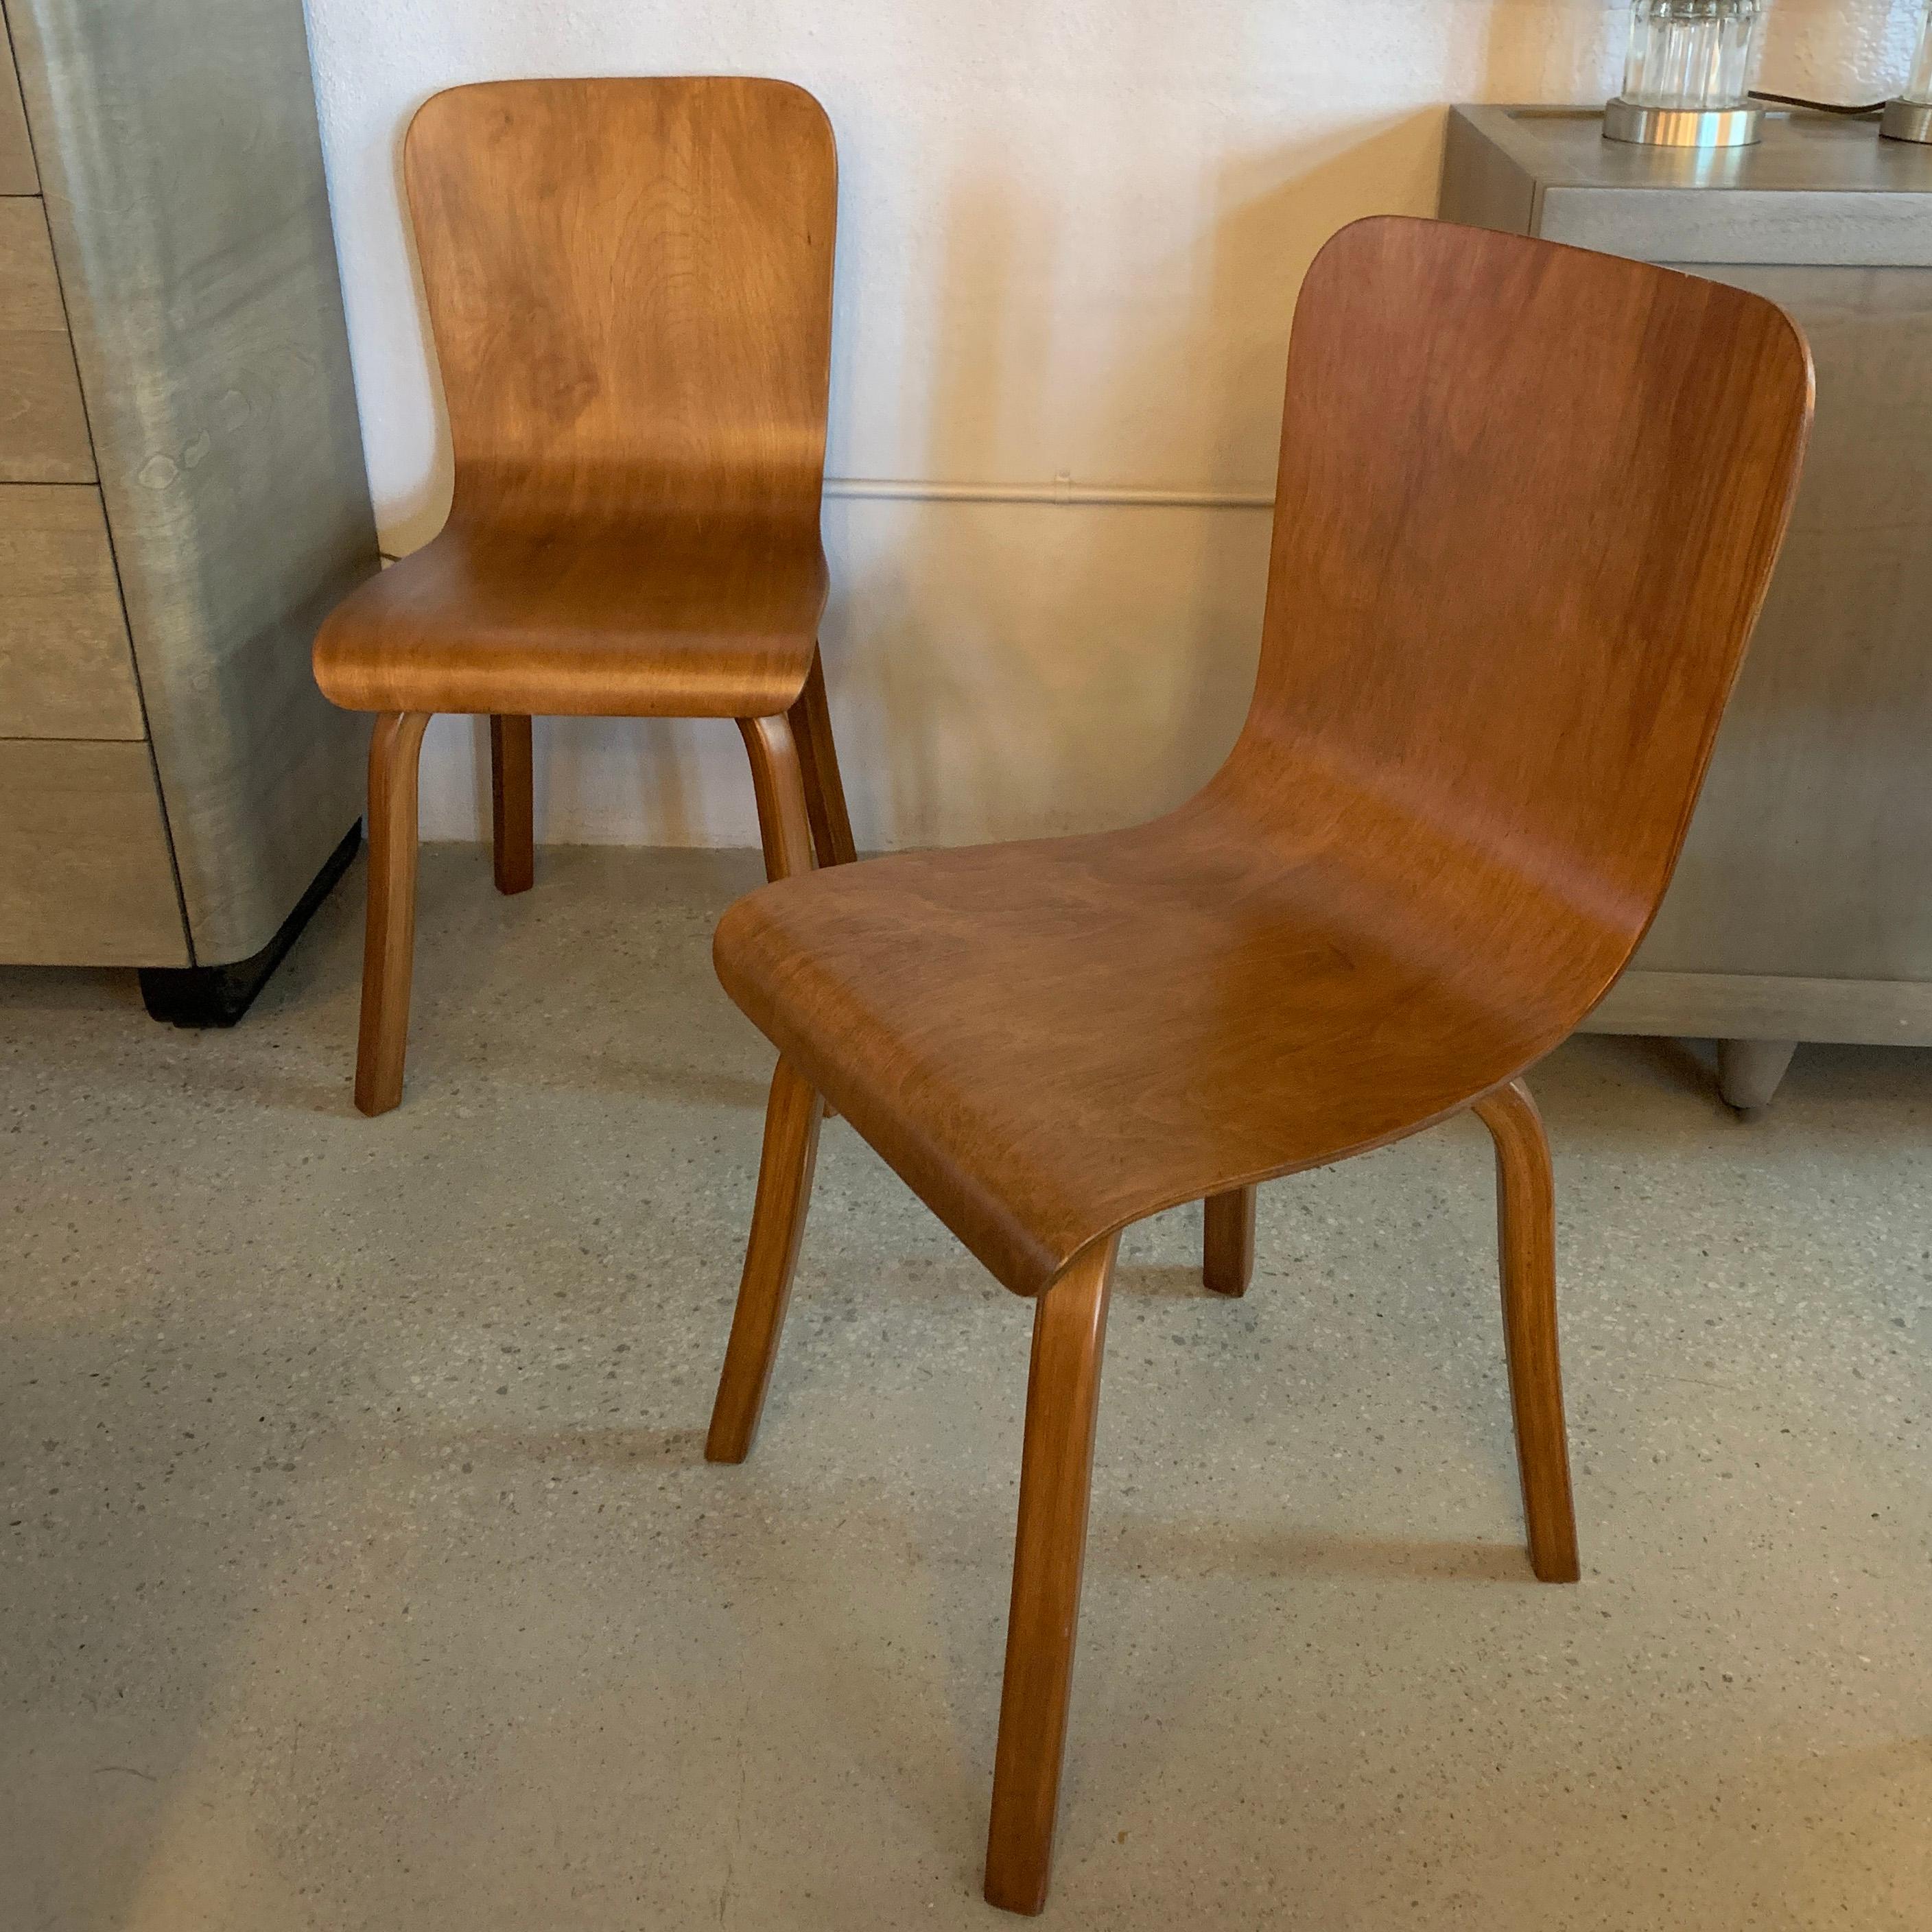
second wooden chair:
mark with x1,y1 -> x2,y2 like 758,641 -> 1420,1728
314,77 -> 854,1114
702,217 -> 1813,1913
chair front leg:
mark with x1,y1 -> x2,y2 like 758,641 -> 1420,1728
738,713 -> 817,882
354,709 -> 432,1117
705,1055 -> 823,1463
984,1235 -> 1119,1916
788,646 -> 858,867
1202,1186 -> 1256,1296
489,714 -> 534,895
1472,1079 -> 1580,1583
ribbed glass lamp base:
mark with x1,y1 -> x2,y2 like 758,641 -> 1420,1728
1603,98 -> 1763,147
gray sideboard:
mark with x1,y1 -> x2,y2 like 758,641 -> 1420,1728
0,0 -> 377,1021
1443,106 -> 1932,1110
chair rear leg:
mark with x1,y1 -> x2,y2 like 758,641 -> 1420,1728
1203,1186 -> 1256,1296
788,646 -> 858,867
489,714 -> 534,895
1472,1079 -> 1580,1583
355,710 -> 432,1117
738,714 -> 817,882
738,712 -> 843,1117
984,1236 -> 1119,1916
706,1056 -> 823,1463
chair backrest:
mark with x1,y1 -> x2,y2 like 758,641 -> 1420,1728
1215,215 -> 1811,1030
404,77 -> 837,532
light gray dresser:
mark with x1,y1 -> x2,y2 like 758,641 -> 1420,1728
1443,106 -> 1932,1110
0,0 -> 376,1022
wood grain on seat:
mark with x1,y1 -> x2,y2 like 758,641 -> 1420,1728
704,215 -> 1813,1913
316,521 -> 829,719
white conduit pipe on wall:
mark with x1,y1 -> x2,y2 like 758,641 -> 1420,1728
823,475 -> 1275,510
375,478 -> 1274,563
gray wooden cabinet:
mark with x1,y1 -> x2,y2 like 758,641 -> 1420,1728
0,0 -> 377,1020
1443,106 -> 1932,1109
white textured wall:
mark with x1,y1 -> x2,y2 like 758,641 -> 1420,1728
301,0 -> 1920,849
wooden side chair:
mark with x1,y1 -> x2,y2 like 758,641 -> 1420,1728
313,78 -> 854,1115
702,217 -> 1813,1913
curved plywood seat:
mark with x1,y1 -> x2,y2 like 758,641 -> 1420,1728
718,215 -> 1812,1297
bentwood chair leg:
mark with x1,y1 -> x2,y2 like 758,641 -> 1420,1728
705,1055 -> 823,1463
738,712 -> 839,1116
738,714 -> 818,882
788,646 -> 858,867
1202,1186 -> 1256,1296
984,1235 -> 1119,1916
489,714 -> 535,895
1472,1079 -> 1581,1583
354,709 -> 433,1118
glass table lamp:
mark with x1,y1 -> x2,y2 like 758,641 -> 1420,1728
1605,0 -> 1764,148
1882,5 -> 1932,143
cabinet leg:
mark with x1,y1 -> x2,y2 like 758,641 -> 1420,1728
1717,1039 -> 1797,1116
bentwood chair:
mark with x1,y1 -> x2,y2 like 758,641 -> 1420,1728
702,217 -> 1812,1912
314,78 -> 854,1115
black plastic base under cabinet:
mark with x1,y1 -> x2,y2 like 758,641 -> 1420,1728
139,821 -> 362,1028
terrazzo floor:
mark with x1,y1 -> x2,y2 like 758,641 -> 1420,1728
3,843 -> 1928,1931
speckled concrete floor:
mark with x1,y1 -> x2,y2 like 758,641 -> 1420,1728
3,844 -> 1929,1931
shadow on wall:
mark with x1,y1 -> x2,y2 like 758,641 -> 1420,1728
370,93 -> 486,843
357,0 -> 1720,853
369,84 -> 765,849
1476,0 -> 1621,101
386,50 -> 1666,853
381,93 -> 455,555
836,115 -> 1442,851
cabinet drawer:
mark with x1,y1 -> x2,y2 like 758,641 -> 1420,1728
0,14 -> 33,194
0,736 -> 185,963
0,196 -> 93,480
0,483 -> 141,736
